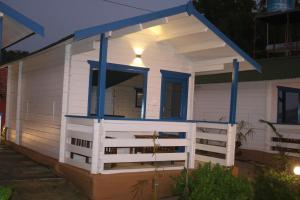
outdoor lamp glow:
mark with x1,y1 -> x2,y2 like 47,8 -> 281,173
293,166 -> 300,175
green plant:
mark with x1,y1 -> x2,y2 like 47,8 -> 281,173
236,120 -> 255,155
0,186 -> 12,200
254,170 -> 300,200
173,163 -> 253,200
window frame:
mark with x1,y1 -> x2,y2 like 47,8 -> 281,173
87,61 -> 149,119
277,86 -> 300,125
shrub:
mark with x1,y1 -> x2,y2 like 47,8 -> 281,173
173,163 -> 253,200
254,170 -> 300,200
0,186 -> 12,200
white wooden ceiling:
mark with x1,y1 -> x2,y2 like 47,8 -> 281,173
106,13 -> 253,74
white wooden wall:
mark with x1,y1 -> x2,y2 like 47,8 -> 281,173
104,75 -> 143,118
6,64 -> 18,142
5,44 -> 66,159
194,81 -> 267,151
68,31 -> 195,120
194,78 -> 300,152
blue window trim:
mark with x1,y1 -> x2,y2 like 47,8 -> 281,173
74,1 -> 261,72
0,2 -> 44,37
160,70 -> 190,121
229,59 -> 239,125
87,60 -> 149,119
277,86 -> 300,125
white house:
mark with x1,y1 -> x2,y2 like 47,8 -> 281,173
2,1 -> 261,177
195,56 -> 300,159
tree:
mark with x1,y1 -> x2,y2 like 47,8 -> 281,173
194,0 -> 255,54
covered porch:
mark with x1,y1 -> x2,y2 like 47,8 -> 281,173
58,1 -> 261,174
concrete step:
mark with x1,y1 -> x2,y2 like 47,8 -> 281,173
0,144 -> 88,200
2,179 -> 87,200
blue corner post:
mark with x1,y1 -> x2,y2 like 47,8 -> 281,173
97,33 -> 108,120
229,59 -> 239,125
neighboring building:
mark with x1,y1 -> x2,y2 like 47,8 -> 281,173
195,56 -> 300,156
1,2 -> 261,199
195,0 -> 300,158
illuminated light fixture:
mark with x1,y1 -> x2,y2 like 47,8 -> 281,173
293,166 -> 300,175
132,47 -> 145,67
134,47 -> 144,55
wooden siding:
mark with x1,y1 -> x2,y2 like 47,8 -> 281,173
194,78 -> 300,152
194,81 -> 267,151
7,64 -> 18,142
18,45 -> 66,159
68,31 -> 194,119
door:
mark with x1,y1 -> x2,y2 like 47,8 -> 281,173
160,71 -> 190,120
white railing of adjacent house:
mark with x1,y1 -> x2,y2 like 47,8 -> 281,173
270,124 -> 300,157
195,122 -> 237,167
62,117 -> 237,174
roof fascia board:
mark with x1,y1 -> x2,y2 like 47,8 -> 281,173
0,1 -> 44,36
74,4 -> 187,41
186,1 -> 261,72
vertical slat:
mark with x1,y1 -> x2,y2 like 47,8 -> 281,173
15,61 -> 23,145
91,120 -> 100,174
226,124 -> 237,166
5,65 -> 11,141
188,122 -> 196,168
59,43 -> 72,163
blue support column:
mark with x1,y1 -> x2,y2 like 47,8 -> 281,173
0,16 -> 3,63
97,33 -> 108,120
229,59 -> 239,125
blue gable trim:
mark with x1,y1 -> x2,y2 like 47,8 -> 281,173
74,1 -> 261,72
186,1 -> 261,73
0,2 -> 44,36
74,4 -> 187,41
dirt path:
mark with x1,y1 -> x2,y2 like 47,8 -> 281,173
0,144 -> 88,200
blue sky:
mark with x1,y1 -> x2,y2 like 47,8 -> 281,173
3,0 -> 188,52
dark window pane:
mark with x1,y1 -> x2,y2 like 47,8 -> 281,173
277,87 -> 300,124
285,92 -> 299,124
163,82 -> 182,118
90,69 -> 98,115
277,90 -> 283,123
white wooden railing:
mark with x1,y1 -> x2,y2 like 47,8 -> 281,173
195,122 -> 237,167
62,117 -> 237,174
64,117 -> 94,171
98,120 -> 195,174
270,124 -> 300,157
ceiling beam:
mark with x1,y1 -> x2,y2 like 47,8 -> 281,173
157,26 -> 208,42
192,64 -> 225,73
177,41 -> 226,54
192,56 -> 245,68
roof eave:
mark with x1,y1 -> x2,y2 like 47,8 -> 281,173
0,1 -> 44,36
74,1 -> 261,72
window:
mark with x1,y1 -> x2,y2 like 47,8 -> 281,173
277,86 -> 300,124
88,62 -> 148,119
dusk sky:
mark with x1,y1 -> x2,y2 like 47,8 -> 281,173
3,0 -> 188,52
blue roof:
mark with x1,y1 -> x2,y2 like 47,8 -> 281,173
0,1 -> 44,36
74,1 -> 261,72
